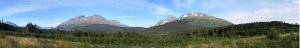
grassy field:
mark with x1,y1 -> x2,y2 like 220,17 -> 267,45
0,35 -> 105,48
0,32 -> 297,48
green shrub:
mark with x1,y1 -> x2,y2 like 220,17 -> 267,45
266,31 -> 279,40
25,23 -> 39,32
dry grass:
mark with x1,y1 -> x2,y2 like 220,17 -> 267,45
0,36 -> 105,48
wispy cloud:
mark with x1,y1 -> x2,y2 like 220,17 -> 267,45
172,0 -> 195,8
214,0 -> 299,24
0,5 -> 42,17
153,6 -> 174,16
0,0 -> 59,17
222,7 -> 298,24
40,22 -> 61,27
115,16 -> 137,21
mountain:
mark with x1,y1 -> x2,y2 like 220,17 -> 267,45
154,15 -> 177,26
148,12 -> 233,32
72,24 -> 127,31
72,24 -> 146,31
56,15 -> 129,30
4,21 -> 19,27
127,27 -> 146,30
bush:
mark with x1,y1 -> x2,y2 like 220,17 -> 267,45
266,31 -> 279,40
25,23 -> 39,32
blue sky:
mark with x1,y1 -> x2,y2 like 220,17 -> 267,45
0,0 -> 298,27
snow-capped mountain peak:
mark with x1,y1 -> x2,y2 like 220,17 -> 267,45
180,12 -> 207,20
154,15 -> 177,26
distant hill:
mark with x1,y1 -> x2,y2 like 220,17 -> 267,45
0,22 -> 17,31
4,21 -> 19,27
148,12 -> 233,32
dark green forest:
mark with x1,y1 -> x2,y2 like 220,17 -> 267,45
0,21 -> 298,48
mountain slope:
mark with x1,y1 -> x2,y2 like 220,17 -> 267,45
148,12 -> 233,32
0,22 -> 17,31
154,15 -> 177,26
4,21 -> 19,27
73,24 -> 127,31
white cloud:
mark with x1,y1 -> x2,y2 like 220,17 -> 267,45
40,22 -> 61,27
153,5 -> 180,16
172,0 -> 195,8
115,16 -> 137,21
153,6 -> 172,15
0,0 -> 67,17
119,16 -> 137,19
0,1 -> 56,16
0,5 -> 41,16
221,0 -> 299,24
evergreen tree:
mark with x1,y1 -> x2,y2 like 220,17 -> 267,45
25,22 -> 39,32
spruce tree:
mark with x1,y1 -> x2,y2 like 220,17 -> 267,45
26,22 -> 38,32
